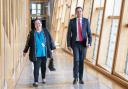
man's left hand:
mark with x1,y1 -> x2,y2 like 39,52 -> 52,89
87,44 -> 91,48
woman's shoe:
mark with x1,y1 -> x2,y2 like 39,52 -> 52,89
33,82 -> 38,87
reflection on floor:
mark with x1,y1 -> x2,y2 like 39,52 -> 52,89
15,49 -> 126,89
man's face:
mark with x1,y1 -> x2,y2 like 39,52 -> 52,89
35,20 -> 42,31
76,8 -> 83,18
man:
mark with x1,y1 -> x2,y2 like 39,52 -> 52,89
67,7 -> 92,84
23,18 -> 55,87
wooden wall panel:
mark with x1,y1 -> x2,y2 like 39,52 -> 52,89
0,0 -> 2,88
83,0 -> 94,21
0,0 -> 30,89
61,6 -> 71,48
70,0 -> 77,19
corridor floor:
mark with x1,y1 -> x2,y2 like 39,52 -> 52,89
15,49 -> 126,89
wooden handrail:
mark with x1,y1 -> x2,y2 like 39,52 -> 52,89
65,26 -> 68,29
92,33 -> 100,37
125,24 -> 128,27
96,7 -> 104,10
108,16 -> 120,19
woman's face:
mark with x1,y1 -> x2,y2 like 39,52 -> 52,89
34,20 -> 42,31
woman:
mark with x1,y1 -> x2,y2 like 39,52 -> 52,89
23,18 -> 55,87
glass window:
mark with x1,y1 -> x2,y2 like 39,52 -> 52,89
105,19 -> 119,68
37,10 -> 41,14
96,11 -> 103,35
88,0 -> 94,22
113,0 -> 122,16
124,50 -> 128,75
91,11 -> 103,62
37,4 -> 41,9
32,10 -> 36,14
31,3 -> 45,16
86,0 -> 104,64
32,4 -> 36,9
89,15 -> 101,62
114,0 -> 128,80
97,0 -> 122,72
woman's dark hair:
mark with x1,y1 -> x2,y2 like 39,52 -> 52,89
34,17 -> 42,24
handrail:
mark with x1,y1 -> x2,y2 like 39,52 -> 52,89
96,7 -> 104,10
92,33 -> 100,37
108,16 -> 120,19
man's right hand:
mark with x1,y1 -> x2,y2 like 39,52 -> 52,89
68,47 -> 72,51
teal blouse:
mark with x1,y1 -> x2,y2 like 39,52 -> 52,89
35,31 -> 46,57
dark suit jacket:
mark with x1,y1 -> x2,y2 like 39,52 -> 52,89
23,28 -> 56,62
67,17 -> 92,48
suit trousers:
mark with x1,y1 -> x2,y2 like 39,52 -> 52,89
72,41 -> 87,80
33,57 -> 47,82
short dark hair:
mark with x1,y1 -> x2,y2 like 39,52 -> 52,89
75,7 -> 83,12
34,18 -> 42,24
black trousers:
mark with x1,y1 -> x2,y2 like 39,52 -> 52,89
33,57 -> 47,82
72,42 -> 86,80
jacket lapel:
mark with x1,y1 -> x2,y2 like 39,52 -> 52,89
73,18 -> 77,34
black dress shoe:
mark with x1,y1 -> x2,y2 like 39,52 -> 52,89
33,82 -> 38,87
73,79 -> 78,84
79,80 -> 84,84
